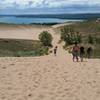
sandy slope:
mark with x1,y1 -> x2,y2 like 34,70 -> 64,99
0,25 -> 53,40
0,24 -> 100,100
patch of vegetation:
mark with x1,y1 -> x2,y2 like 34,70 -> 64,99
88,34 -> 94,44
0,39 -> 49,57
39,31 -> 53,47
95,37 -> 100,44
60,20 -> 100,58
69,20 -> 100,35
61,26 -> 82,46
93,48 -> 100,58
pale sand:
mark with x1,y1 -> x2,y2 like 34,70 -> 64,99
0,24 -> 100,100
52,22 -> 74,28
0,25 -> 54,40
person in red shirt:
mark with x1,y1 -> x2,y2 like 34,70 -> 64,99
72,43 -> 80,62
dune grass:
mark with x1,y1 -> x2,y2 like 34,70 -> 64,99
0,39 -> 49,57
60,20 -> 100,58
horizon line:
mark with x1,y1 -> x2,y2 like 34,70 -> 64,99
0,12 -> 100,15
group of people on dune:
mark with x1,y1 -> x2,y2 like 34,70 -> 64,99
53,43 -> 93,62
72,43 -> 93,62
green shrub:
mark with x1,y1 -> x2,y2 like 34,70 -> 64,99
61,26 -> 82,45
39,31 -> 53,47
39,46 -> 49,55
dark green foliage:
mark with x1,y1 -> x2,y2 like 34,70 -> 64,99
39,31 -> 53,47
61,26 -> 82,45
88,34 -> 94,44
37,46 -> 49,55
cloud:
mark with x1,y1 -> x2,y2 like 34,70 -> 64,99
0,0 -> 100,14
1,0 -> 100,8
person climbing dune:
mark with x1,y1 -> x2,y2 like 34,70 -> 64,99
54,46 -> 58,56
72,43 -> 79,62
80,46 -> 85,62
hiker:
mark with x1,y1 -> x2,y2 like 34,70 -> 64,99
80,46 -> 85,62
54,46 -> 58,56
87,47 -> 93,59
72,43 -> 80,62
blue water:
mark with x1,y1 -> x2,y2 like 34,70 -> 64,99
0,16 -> 82,24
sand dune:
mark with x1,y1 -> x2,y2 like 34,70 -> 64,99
0,24 -> 100,100
0,25 -> 53,40
0,55 -> 100,100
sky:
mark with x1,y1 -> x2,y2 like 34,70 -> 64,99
0,0 -> 100,14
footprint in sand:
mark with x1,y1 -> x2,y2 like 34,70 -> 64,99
28,93 -> 32,97
18,72 -> 23,76
1,96 -> 6,100
10,63 -> 15,66
2,66 -> 6,69
37,94 -> 45,99
96,90 -> 100,95
95,70 -> 99,74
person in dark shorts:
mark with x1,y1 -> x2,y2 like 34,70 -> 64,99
72,43 -> 79,62
54,46 -> 58,56
87,47 -> 93,58
80,46 -> 85,62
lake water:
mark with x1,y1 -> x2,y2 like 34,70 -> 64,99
0,16 -> 82,24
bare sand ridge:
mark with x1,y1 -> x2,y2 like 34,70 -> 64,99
0,25 -> 54,40
0,24 -> 100,100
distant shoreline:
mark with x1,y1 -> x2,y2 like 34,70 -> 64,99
0,20 -> 83,26
0,13 -> 100,19
0,22 -> 58,25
